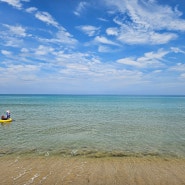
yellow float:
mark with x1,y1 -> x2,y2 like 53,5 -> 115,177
0,118 -> 12,123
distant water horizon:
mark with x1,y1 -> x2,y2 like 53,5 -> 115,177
1,94 -> 185,96
0,94 -> 185,158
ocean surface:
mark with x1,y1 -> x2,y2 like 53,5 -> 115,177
0,95 -> 185,158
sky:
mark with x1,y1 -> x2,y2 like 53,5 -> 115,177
0,0 -> 185,95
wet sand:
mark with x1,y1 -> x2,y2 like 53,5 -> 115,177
0,156 -> 185,185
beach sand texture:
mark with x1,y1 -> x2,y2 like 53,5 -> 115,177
0,156 -> 185,185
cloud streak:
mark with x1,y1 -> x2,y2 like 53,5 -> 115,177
35,11 -> 59,28
104,0 -> 185,44
74,2 -> 89,16
3,24 -> 27,37
77,25 -> 100,36
94,36 -> 119,46
117,49 -> 168,68
0,0 -> 22,9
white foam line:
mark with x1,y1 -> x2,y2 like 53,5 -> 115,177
23,173 -> 40,185
38,171 -> 52,184
12,168 -> 32,181
13,171 -> 27,181
9,157 -> 20,166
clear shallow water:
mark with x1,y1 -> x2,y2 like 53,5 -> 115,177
0,95 -> 185,158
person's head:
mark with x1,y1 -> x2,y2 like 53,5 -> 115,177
6,110 -> 10,114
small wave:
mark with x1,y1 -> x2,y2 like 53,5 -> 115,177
1,147 -> 185,159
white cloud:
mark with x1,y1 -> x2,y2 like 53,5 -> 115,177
35,11 -> 59,27
77,25 -> 100,36
0,24 -> 27,47
113,19 -> 177,44
98,17 -> 108,22
8,64 -> 38,73
106,27 -> 118,36
170,63 -> 185,80
28,28 -> 77,49
98,45 -> 112,53
0,64 -> 39,82
94,36 -> 119,46
171,47 -> 185,54
107,0 -> 185,31
117,49 -> 168,68
55,28 -> 78,45
66,63 -> 89,72
24,9 -> 77,46
117,57 -> 141,67
104,0 -> 185,44
138,49 -> 169,62
6,37 -> 23,47
152,70 -> 162,74
35,45 -> 54,56
26,7 -> 37,13
0,0 -> 24,9
21,48 -> 29,53
170,63 -> 185,72
56,54 -> 144,84
55,52 -> 92,65
74,2 -> 89,16
1,50 -> 12,56
4,24 -> 27,37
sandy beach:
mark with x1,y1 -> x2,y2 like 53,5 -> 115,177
0,156 -> 185,185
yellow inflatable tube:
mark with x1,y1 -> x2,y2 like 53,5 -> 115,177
0,118 -> 12,123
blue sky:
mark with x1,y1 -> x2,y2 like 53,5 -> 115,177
0,0 -> 185,94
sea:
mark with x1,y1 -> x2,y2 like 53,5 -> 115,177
0,95 -> 185,158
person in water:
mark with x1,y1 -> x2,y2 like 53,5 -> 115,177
1,110 -> 10,120
6,110 -> 10,119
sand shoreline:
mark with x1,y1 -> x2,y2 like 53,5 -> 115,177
1,155 -> 185,185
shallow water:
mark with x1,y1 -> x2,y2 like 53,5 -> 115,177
0,95 -> 185,157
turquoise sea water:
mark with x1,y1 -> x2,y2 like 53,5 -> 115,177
0,95 -> 185,158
